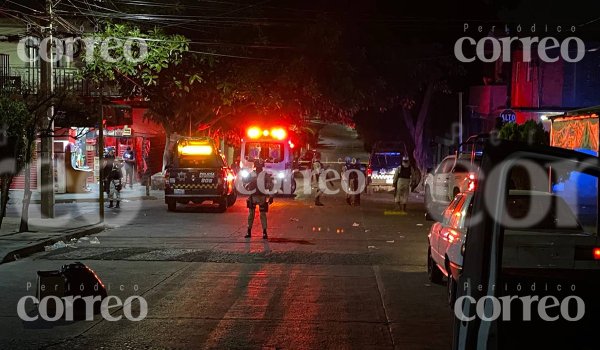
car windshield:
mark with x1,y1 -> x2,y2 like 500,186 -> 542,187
370,153 -> 402,167
177,153 -> 224,168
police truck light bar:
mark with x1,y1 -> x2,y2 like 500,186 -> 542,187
178,143 -> 213,156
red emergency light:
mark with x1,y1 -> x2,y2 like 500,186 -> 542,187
246,127 -> 287,140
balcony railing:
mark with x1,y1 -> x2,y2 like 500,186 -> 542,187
2,67 -> 120,97
9,66 -> 91,95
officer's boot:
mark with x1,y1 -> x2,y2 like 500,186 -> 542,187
262,229 -> 268,239
108,201 -> 113,208
315,196 -> 324,206
244,227 -> 251,238
115,201 -> 120,208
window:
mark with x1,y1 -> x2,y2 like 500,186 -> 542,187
503,194 -> 582,232
245,142 -> 284,163
439,158 -> 455,174
449,194 -> 467,229
370,153 -> 402,168
443,193 -> 463,225
177,154 -> 223,168
453,163 -> 469,173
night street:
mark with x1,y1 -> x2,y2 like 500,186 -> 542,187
0,190 -> 453,349
0,124 -> 452,349
3,0 -> 600,349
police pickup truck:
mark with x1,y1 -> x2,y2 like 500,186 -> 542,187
164,137 -> 237,212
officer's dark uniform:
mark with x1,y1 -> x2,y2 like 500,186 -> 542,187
244,161 -> 274,239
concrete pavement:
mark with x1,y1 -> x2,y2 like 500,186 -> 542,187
0,124 -> 454,349
0,190 -> 453,349
0,184 -> 163,263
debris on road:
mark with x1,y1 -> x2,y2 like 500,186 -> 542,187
44,241 -> 67,251
416,223 -> 423,227
367,245 -> 376,249
289,217 -> 300,222
90,237 -> 100,244
352,222 -> 360,227
364,229 -> 370,233
386,240 -> 395,243
398,235 -> 405,239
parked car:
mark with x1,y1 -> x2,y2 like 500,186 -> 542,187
449,139 -> 600,349
428,189 -> 597,307
367,141 -> 406,191
424,153 -> 479,218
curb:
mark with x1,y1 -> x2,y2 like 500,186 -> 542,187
14,196 -> 160,205
0,223 -> 107,264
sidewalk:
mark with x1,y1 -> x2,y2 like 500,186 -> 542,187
0,183 -> 163,264
7,183 -> 163,204
0,217 -> 105,264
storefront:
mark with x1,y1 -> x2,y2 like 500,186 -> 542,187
550,109 -> 599,155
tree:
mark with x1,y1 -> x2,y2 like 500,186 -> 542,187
0,95 -> 29,229
498,120 -> 549,145
80,22 -> 191,171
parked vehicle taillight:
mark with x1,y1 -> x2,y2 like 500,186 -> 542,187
593,248 -> 600,260
367,167 -> 372,177
467,173 -> 476,191
443,228 -> 460,243
164,170 -> 170,183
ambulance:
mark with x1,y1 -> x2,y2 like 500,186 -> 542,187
237,126 -> 297,194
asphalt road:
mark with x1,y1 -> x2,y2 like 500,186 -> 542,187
0,189 -> 454,349
0,125 -> 454,349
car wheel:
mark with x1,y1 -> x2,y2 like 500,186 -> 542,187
227,192 -> 237,207
427,247 -> 444,285
216,197 -> 228,213
447,270 -> 457,307
290,178 -> 297,194
167,200 -> 176,212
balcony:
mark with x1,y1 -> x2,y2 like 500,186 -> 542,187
1,66 -> 120,96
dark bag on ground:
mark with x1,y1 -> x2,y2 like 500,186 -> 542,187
37,262 -> 108,320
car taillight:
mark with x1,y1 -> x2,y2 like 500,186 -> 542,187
467,173 -> 476,191
367,167 -> 372,177
443,229 -> 460,243
593,248 -> 600,260
164,170 -> 170,185
227,171 -> 235,183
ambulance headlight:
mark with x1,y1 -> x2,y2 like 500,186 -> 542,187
240,169 -> 250,178
277,172 -> 285,179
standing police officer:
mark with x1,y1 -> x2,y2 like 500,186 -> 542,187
312,155 -> 325,206
393,155 -> 412,213
244,160 -> 274,239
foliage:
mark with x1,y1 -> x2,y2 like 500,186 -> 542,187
80,22 -> 189,86
0,95 -> 30,173
498,120 -> 549,145
0,95 -> 30,229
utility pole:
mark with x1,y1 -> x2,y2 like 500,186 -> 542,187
98,82 -> 104,222
458,92 -> 463,151
40,0 -> 55,218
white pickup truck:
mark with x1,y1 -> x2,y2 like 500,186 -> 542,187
424,154 -> 478,217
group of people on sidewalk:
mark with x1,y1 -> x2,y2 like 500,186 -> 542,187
102,147 -> 136,209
